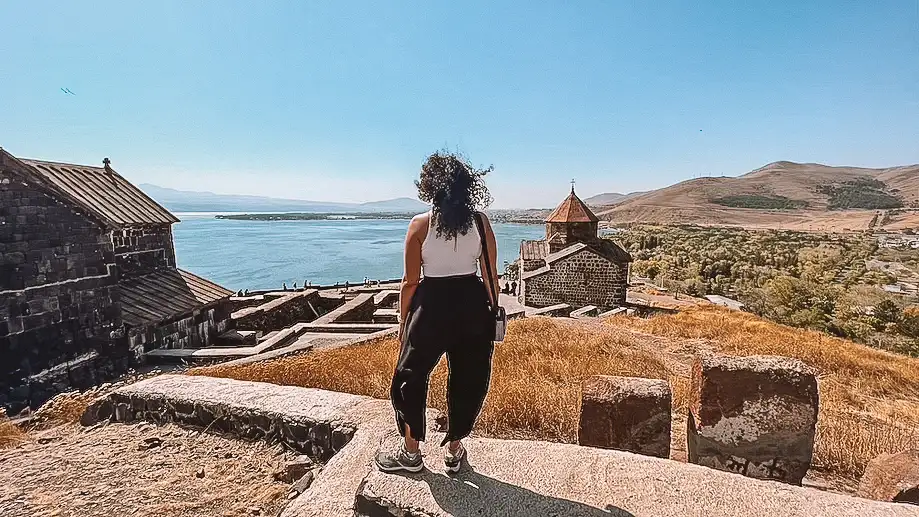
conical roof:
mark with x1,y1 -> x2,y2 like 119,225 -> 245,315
545,187 -> 599,223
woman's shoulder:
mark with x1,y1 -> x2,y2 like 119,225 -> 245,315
410,210 -> 431,226
407,211 -> 430,240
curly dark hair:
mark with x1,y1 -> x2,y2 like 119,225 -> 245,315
415,151 -> 493,241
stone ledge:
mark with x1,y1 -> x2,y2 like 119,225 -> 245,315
292,323 -> 396,334
217,328 -> 398,367
80,375 -> 369,461
525,303 -> 572,317
145,325 -> 308,362
598,307 -> 627,318
348,435 -> 919,517
571,305 -> 599,318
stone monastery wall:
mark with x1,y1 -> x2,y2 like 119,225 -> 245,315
524,248 -> 627,309
127,302 -> 233,358
0,169 -> 126,413
113,225 -> 176,278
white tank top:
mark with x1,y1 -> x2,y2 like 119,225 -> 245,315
421,211 -> 482,278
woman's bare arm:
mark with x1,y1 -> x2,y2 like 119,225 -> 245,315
399,214 -> 428,339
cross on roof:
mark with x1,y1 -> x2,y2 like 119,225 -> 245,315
571,178 -> 576,193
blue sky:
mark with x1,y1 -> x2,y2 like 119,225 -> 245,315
2,2 -> 917,208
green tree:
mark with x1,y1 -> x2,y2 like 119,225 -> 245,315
873,299 -> 902,327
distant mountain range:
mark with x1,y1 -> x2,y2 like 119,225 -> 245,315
139,184 -> 429,214
594,161 -> 919,231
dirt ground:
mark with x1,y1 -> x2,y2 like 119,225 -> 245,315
0,422 -> 291,517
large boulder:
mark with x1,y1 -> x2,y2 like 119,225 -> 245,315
687,355 -> 818,485
578,375 -> 671,458
858,449 -> 919,505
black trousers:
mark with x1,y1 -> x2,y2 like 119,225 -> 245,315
390,274 -> 495,446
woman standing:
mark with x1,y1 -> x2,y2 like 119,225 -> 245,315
375,152 -> 499,474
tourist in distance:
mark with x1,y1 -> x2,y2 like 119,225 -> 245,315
375,151 -> 498,474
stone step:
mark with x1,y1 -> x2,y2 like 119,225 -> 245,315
598,307 -> 627,318
212,330 -> 259,347
258,330 -> 280,343
146,325 -> 306,362
525,303 -> 572,317
571,305 -> 599,318
372,308 -> 399,324
292,323 -> 396,334
215,327 -> 399,367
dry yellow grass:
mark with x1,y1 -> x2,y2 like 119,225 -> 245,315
195,308 -> 919,480
33,390 -> 102,424
609,307 -> 919,401
194,318 -> 676,443
0,417 -> 28,450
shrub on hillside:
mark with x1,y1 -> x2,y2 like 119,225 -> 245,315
711,194 -> 807,210
817,179 -> 903,210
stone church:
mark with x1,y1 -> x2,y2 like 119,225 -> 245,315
518,186 -> 631,310
0,148 -> 233,413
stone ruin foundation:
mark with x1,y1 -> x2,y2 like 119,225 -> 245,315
687,354 -> 819,485
578,375 -> 671,458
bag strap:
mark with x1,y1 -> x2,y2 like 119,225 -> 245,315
474,212 -> 499,311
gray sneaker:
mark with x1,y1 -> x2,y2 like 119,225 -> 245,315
375,444 -> 424,473
444,442 -> 466,473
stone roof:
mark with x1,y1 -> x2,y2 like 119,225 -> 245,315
593,238 -> 633,263
2,149 -> 179,227
522,241 -> 631,280
519,240 -> 548,261
546,242 -> 589,264
545,188 -> 599,224
119,268 -> 233,327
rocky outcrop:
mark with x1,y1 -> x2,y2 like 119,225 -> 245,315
687,355 -> 819,485
578,375 -> 671,458
859,450 -> 919,505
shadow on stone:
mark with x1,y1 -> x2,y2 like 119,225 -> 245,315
357,467 -> 635,517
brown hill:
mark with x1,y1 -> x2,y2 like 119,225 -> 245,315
597,161 -> 919,231
584,191 -> 646,207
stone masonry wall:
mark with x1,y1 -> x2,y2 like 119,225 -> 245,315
127,300 -> 234,358
521,258 -> 546,273
523,248 -> 627,310
0,168 -> 127,413
113,225 -> 176,278
546,222 -> 598,253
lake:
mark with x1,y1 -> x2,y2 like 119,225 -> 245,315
172,214 -> 545,291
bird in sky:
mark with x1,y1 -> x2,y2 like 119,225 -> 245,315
60,88 -> 75,95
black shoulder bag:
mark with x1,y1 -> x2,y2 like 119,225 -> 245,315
474,212 -> 507,342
